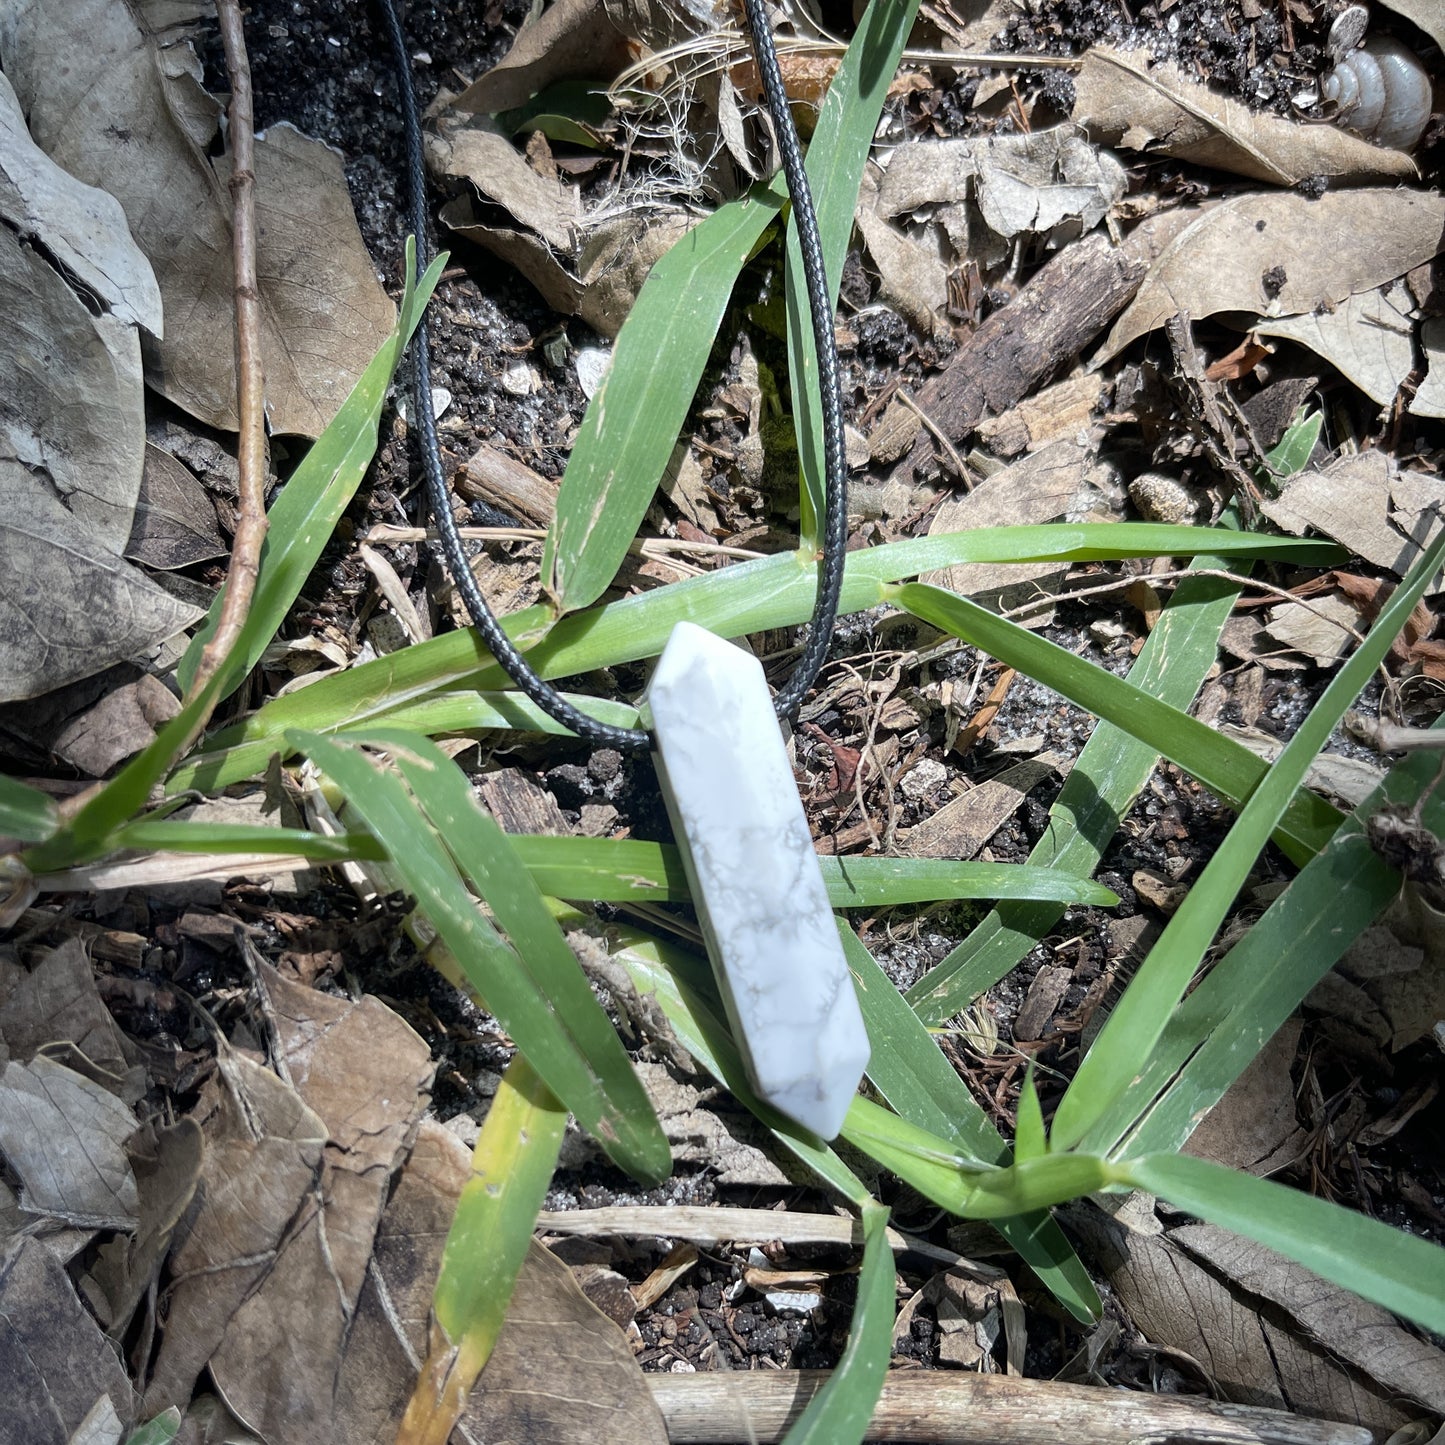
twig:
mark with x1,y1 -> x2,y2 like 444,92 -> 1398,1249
358,523 -> 766,561
187,0 -> 268,702
894,390 -> 975,490
646,1370 -> 1376,1445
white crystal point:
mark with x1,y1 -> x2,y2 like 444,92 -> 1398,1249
646,621 -> 870,1140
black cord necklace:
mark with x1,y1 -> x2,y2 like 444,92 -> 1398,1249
377,0 -> 849,751
377,0 -> 872,1142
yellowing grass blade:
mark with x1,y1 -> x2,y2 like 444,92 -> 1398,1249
398,1056 -> 566,1445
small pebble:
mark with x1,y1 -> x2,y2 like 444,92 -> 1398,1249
900,758 -> 948,802
1129,470 -> 1199,524
575,345 -> 612,399
502,361 -> 538,396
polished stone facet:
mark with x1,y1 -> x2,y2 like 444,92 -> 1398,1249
645,621 -> 870,1139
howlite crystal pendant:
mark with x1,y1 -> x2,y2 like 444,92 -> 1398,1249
645,621 -> 870,1140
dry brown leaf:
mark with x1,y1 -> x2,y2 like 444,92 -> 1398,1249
0,1237 -> 137,1443
89,1117 -> 203,1338
0,1055 -> 138,1228
0,455 -> 201,702
880,126 -> 1126,242
0,72 -> 160,332
1097,189 -> 1445,362
125,444 -> 228,571
1183,1018 -> 1306,1175
361,1120 -> 671,1443
1261,450 -> 1443,578
428,111 -> 580,253
196,965 -> 433,1445
0,0 -> 395,438
1254,282 -> 1416,410
1175,1224 -> 1445,1417
1324,904 -> 1445,1054
630,1059 -> 794,1186
54,675 -> 182,777
1071,1197 -> 1416,1433
1377,0 -> 1445,50
0,938 -> 130,1079
141,1050 -> 328,1418
1264,591 -> 1360,667
1072,47 -> 1420,186
437,187 -> 695,338
452,0 -> 631,113
0,222 -> 145,556
925,440 -> 1106,615
857,165 -> 950,337
1412,317 -> 1445,419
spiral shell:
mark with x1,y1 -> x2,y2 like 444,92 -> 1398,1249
1322,35 -> 1432,150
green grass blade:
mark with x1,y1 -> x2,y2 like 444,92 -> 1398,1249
1123,1153 -> 1445,1335
23,666 -> 232,872
0,776 -> 58,843
1260,408 -> 1323,485
540,184 -> 785,614
123,1410 -> 182,1445
844,1098 -> 1114,1217
412,1055 -> 567,1440
108,819 -> 387,861
363,729 -> 669,1183
510,835 -> 1115,906
357,688 -> 641,737
1082,732 -> 1445,1158
1050,524 -> 1445,1153
907,567 -> 1244,1023
1013,1068 -> 1046,1165
173,525 -> 1337,793
840,928 -> 1100,1322
432,1056 -> 566,1357
289,729 -> 669,1184
784,0 -> 921,541
893,580 -> 1342,864
781,1202 -> 894,1445
179,242 -> 447,698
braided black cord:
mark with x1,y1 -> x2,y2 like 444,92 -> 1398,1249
378,0 -> 848,748
743,0 -> 850,721
378,0 -> 650,752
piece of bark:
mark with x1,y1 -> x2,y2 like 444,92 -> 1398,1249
975,372 -> 1106,458
873,232 -> 1148,478
455,443 -> 560,527
646,1370 -> 1376,1443
476,767 -> 571,835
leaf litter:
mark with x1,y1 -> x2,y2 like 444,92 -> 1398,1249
4,0 -> 1445,1439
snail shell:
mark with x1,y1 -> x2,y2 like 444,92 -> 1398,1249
1321,35 -> 1432,150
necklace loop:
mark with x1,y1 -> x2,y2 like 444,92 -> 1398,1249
379,0 -> 850,747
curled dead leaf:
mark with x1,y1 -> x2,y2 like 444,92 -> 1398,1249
1073,47 -> 1420,185
1,0 -> 395,438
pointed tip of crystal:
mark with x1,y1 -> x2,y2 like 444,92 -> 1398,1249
754,995 -> 870,1141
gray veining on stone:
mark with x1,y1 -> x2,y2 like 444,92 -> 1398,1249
646,621 -> 870,1139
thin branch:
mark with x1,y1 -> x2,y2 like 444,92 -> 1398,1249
187,0 -> 268,702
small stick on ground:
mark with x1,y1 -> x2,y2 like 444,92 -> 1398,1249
187,0 -> 268,702
647,1369 -> 1377,1444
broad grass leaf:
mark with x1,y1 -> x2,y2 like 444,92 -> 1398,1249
1124,1153 -> 1445,1336
289,729 -> 669,1185
173,524 -> 1338,794
780,1203 -> 894,1445
1050,523 -> 1445,1151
